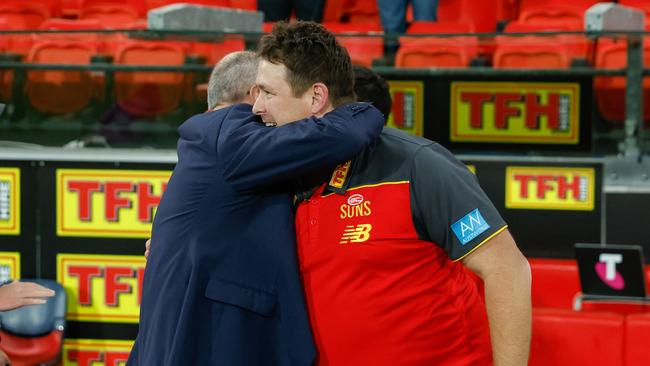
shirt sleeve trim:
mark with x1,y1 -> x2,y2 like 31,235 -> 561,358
453,225 -> 508,262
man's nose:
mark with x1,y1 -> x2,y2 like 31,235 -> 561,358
252,94 -> 265,115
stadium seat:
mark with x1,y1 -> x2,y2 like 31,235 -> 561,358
396,22 -> 477,68
519,0 -> 598,14
79,3 -> 141,28
529,258 -> 581,309
496,0 -> 520,23
594,40 -> 650,123
191,37 -> 245,66
113,40 -> 186,117
503,21 -> 592,62
323,0 -> 345,22
0,2 -> 49,31
342,0 -> 380,24
529,308 -> 625,366
323,22 -> 383,67
82,0 -> 147,17
517,4 -> 586,30
493,36 -> 572,69
438,0 -> 498,32
625,313 -> 650,366
0,280 -> 66,366
25,38 -> 99,114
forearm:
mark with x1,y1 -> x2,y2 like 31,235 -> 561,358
483,257 -> 532,366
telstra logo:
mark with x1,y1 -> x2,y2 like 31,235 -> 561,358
595,253 -> 625,290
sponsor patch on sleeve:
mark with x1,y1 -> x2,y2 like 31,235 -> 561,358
451,209 -> 490,246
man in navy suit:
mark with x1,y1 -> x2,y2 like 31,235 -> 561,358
128,46 -> 384,364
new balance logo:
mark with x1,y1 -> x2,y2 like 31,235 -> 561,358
339,224 -> 372,244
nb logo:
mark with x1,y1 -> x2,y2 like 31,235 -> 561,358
339,224 -> 372,244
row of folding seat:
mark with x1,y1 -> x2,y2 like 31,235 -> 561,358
528,258 -> 650,365
0,31 -> 242,117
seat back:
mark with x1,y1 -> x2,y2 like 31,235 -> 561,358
26,39 -> 98,114
114,40 -> 186,117
518,4 -> 586,29
625,313 -> 650,366
529,258 -> 581,309
323,22 -> 383,67
438,0 -> 498,32
529,308 -> 625,366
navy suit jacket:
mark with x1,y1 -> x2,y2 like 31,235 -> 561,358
128,103 -> 384,365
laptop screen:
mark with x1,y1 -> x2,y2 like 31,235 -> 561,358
575,243 -> 647,299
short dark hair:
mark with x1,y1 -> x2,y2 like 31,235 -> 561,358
258,21 -> 355,107
353,65 -> 392,120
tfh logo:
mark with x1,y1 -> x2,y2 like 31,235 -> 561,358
595,253 -> 625,290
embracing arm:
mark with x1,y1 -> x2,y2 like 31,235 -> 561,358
462,230 -> 532,366
217,103 -> 383,191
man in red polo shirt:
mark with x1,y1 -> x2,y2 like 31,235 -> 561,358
253,22 -> 531,365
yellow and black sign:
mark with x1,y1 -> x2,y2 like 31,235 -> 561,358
0,168 -> 20,235
0,252 -> 20,282
57,254 -> 145,323
505,166 -> 595,211
56,169 -> 171,238
450,82 -> 580,144
63,339 -> 133,366
387,81 -> 424,136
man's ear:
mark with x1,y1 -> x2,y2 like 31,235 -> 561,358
310,82 -> 329,115
246,85 -> 260,105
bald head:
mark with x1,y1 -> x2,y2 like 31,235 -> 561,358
207,51 -> 259,110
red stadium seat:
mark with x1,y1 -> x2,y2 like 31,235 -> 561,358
191,37 -> 246,66
519,0 -> 598,14
342,0 -> 380,24
594,40 -> 650,123
323,22 -> 383,67
25,39 -> 99,114
79,4 -> 141,28
503,21 -> 592,61
625,313 -> 650,366
529,258 -> 581,309
529,308 -> 625,366
228,0 -> 256,10
82,0 -> 148,17
395,22 -> 477,69
323,0 -> 345,22
0,2 -> 50,31
518,4 -> 586,30
496,0 -> 520,22
493,36 -> 572,69
438,0 -> 498,32
114,40 -> 186,117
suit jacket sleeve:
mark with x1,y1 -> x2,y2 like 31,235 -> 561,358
217,102 -> 384,191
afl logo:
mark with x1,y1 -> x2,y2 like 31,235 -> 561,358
347,194 -> 364,206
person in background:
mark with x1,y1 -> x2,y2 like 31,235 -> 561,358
0,280 -> 55,365
377,0 -> 438,61
352,65 -> 392,120
257,0 -> 325,22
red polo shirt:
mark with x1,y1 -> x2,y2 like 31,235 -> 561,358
295,128 -> 507,365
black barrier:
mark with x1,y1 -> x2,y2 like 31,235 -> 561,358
382,72 -> 593,152
461,157 -> 604,259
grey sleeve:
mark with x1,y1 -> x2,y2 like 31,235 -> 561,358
410,143 -> 507,261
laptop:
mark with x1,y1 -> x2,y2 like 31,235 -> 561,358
575,243 -> 648,300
